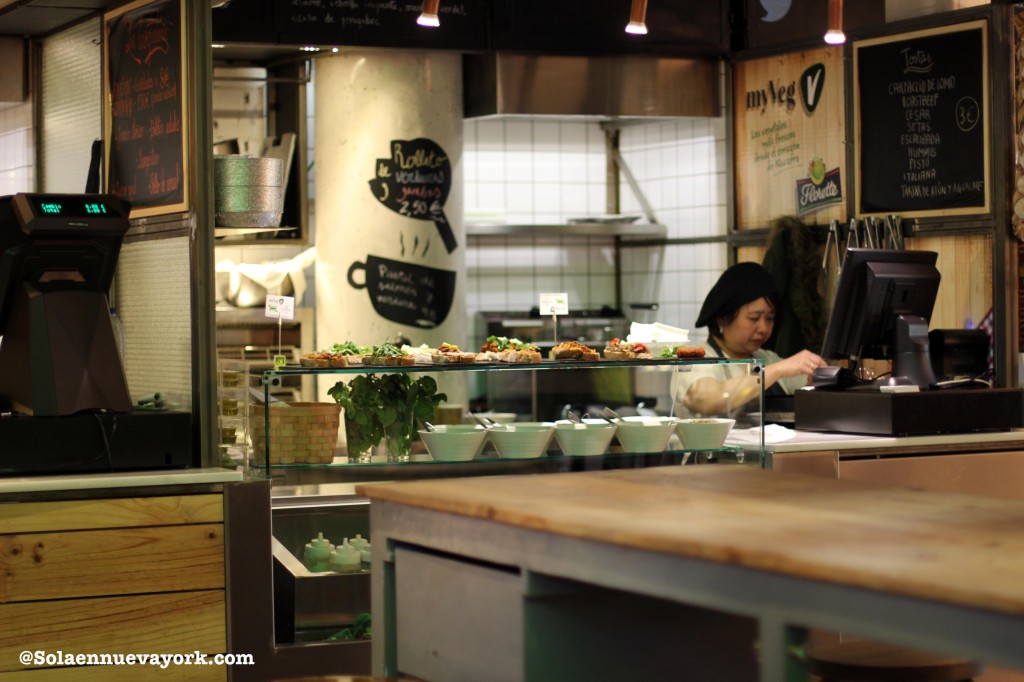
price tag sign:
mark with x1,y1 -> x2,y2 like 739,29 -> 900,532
265,295 -> 295,320
540,293 -> 569,316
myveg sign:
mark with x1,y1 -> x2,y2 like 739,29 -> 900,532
734,46 -> 846,227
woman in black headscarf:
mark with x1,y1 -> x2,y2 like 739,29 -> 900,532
674,262 -> 827,417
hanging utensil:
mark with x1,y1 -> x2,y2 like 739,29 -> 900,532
823,220 -> 842,310
864,217 -> 876,248
847,218 -> 860,251
886,214 -> 904,250
830,219 -> 841,265
819,220 -> 836,297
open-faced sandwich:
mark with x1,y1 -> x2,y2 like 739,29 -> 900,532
658,345 -> 707,359
478,336 -> 541,363
500,339 -> 541,364
432,342 -> 478,364
300,350 -> 347,368
551,340 -> 600,361
603,338 -> 653,360
363,341 -> 416,366
326,341 -> 370,365
401,344 -> 435,364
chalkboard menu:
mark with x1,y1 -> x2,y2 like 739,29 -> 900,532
855,21 -> 989,217
104,0 -> 188,218
278,0 -> 486,50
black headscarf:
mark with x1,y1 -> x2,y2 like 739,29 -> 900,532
695,262 -> 779,329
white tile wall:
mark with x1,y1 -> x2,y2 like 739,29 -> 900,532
616,117 -> 729,345
464,114 -> 729,347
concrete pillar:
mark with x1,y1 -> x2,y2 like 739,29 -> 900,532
314,50 -> 465,404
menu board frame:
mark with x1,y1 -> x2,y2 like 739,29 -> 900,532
102,0 -> 189,219
853,20 -> 990,219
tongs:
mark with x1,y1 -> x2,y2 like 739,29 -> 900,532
884,214 -> 904,250
467,412 -> 499,429
820,220 -> 842,293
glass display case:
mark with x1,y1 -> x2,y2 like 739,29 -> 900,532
253,356 -> 765,651
252,356 -> 767,485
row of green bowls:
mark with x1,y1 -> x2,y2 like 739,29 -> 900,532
418,417 -> 735,461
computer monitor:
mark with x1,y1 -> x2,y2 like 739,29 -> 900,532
0,193 -> 131,415
820,247 -> 941,388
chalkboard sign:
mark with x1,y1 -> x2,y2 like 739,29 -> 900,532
272,0 -> 487,52
347,254 -> 455,329
104,0 -> 188,218
854,21 -> 989,217
369,138 -> 456,254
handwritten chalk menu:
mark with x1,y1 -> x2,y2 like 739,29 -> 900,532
369,138 -> 457,254
104,0 -> 188,218
271,0 -> 487,52
854,21 -> 989,217
347,254 -> 455,329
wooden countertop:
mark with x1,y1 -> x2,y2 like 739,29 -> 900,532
359,466 -> 1024,617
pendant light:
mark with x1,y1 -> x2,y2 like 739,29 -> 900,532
625,0 -> 648,35
824,0 -> 845,44
417,0 -> 440,27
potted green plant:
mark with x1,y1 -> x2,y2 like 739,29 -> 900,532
328,373 -> 446,463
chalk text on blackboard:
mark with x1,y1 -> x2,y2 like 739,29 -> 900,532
901,48 -> 934,74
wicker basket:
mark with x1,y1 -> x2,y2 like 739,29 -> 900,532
250,402 -> 341,465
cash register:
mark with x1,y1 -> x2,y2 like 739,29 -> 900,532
795,247 -> 1022,436
0,192 -> 191,474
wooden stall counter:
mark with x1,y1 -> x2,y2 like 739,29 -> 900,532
360,466 -> 1024,682
746,429 -> 1024,500
0,468 -> 270,682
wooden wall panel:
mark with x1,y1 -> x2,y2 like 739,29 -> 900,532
907,234 -> 993,330
0,495 -> 223,534
0,666 -> 224,681
0,524 -> 224,602
0,591 -> 226,673
734,46 -> 847,229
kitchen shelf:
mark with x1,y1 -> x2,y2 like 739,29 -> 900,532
214,226 -> 298,239
465,222 -> 667,239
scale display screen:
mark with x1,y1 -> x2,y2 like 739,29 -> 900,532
29,196 -> 118,218
9,193 -> 130,235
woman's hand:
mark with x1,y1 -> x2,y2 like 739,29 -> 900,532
773,349 -> 828,381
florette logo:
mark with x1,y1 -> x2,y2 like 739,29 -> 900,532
796,159 -> 842,215
800,63 -> 825,114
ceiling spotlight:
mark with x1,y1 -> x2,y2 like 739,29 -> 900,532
824,0 -> 845,44
417,0 -> 440,27
625,0 -> 648,35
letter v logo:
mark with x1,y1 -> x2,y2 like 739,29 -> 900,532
800,63 -> 826,114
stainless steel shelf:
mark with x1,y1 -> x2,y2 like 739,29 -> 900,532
215,226 -> 298,238
465,223 -> 667,239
